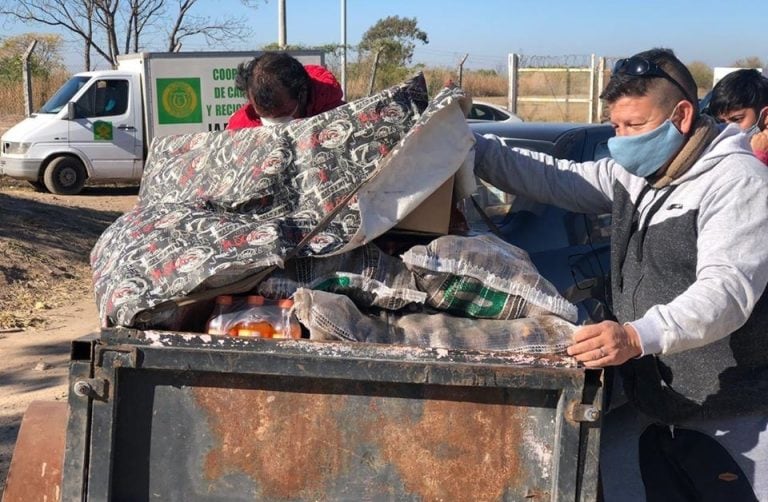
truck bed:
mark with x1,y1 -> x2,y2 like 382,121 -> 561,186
61,328 -> 603,501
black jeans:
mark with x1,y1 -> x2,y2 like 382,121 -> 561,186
639,423 -> 757,501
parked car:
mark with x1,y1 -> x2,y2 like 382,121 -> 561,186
467,101 -> 523,123
466,121 -> 616,322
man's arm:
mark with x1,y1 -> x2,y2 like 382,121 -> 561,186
629,173 -> 768,355
474,133 -> 615,215
570,171 -> 768,366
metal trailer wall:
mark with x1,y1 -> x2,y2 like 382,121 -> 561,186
62,328 -> 603,501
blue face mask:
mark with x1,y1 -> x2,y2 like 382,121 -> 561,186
608,117 -> 685,178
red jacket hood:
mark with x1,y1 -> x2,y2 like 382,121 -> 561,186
226,65 -> 345,130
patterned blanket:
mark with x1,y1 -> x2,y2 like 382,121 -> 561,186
91,74 -> 475,328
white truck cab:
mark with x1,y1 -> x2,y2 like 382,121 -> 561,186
0,51 -> 325,194
1,71 -> 143,194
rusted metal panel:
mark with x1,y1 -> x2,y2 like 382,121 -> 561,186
2,401 -> 67,502
71,328 -> 602,501
193,377 -> 548,500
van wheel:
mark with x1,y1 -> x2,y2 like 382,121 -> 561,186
43,156 -> 86,195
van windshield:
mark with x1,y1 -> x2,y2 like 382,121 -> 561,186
38,76 -> 91,114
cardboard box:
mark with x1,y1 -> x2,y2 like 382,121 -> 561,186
394,176 -> 454,234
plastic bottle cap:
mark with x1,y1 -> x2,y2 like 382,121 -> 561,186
277,299 -> 294,308
246,295 -> 265,305
215,295 -> 234,305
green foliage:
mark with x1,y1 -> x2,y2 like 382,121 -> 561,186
687,61 -> 713,90
358,16 -> 428,67
731,56 -> 764,69
259,42 -> 345,77
0,33 -> 66,83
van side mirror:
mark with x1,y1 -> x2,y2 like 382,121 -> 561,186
67,102 -> 76,120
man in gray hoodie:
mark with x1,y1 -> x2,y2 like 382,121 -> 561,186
473,48 -> 768,500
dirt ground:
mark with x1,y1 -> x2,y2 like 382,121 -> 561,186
0,168 -> 138,494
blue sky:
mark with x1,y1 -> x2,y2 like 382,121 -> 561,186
3,0 -> 764,71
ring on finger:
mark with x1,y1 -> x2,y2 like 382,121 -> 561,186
598,347 -> 606,358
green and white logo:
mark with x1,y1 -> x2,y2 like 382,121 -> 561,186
93,120 -> 113,140
157,78 -> 202,124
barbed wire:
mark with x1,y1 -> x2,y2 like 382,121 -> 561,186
518,54 -> 594,69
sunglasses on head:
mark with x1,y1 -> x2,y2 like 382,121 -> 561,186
613,57 -> 695,105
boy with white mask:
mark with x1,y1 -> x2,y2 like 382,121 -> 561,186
472,48 -> 768,500
709,68 -> 768,166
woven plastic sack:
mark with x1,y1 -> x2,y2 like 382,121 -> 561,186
257,243 -> 425,310
294,288 -> 576,354
401,234 -> 578,322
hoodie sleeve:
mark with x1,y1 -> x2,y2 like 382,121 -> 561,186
629,170 -> 768,355
473,133 -> 615,215
305,65 -> 345,115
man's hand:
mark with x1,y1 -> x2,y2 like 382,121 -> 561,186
566,321 -> 643,367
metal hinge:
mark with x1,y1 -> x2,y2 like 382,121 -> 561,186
72,378 -> 110,400
566,403 -> 601,423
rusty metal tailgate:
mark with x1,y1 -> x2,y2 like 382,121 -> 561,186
62,328 -> 602,501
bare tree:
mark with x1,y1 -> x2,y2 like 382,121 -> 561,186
165,0 -> 252,53
125,0 -> 165,53
93,0 -> 120,65
0,0 -> 261,69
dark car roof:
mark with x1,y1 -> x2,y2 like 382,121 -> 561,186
469,121 -> 614,163
469,121 -> 611,142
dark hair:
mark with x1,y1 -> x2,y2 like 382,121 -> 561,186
601,48 -> 699,114
235,52 -> 310,115
709,69 -> 768,117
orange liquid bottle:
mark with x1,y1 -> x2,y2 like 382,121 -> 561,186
235,295 -> 275,338
274,298 -> 302,339
206,295 -> 236,336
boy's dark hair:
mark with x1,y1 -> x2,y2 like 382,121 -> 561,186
708,69 -> 768,117
235,52 -> 310,115
600,48 -> 699,114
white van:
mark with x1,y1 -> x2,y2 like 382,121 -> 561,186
0,51 -> 324,194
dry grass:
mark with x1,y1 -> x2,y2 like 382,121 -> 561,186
0,64 -> 609,126
424,66 -> 599,122
0,71 -> 69,116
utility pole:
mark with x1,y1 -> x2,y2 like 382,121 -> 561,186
278,0 -> 287,49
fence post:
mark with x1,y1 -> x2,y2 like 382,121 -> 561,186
22,40 -> 38,117
508,53 -> 519,114
457,53 -> 468,87
565,68 -> 571,121
367,49 -> 382,96
596,57 -> 606,123
588,54 -> 596,123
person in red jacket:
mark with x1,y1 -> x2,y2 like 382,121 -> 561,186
227,52 -> 345,130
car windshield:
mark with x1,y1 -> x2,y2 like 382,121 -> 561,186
38,76 -> 91,114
